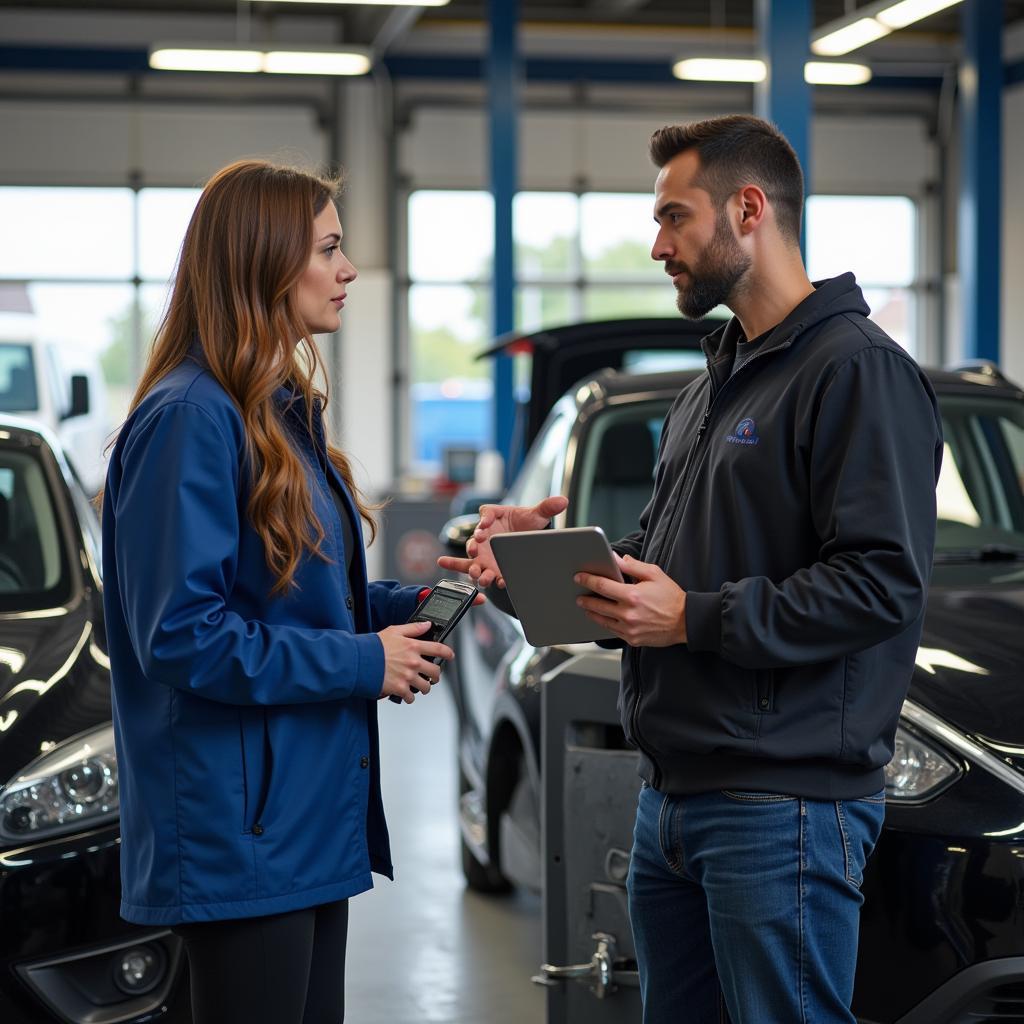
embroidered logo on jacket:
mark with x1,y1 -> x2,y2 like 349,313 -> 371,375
725,418 -> 760,446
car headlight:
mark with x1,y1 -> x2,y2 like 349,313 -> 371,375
884,723 -> 962,803
0,723 -> 118,843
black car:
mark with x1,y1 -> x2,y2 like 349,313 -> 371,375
0,417 -> 190,1024
442,331 -> 1024,1023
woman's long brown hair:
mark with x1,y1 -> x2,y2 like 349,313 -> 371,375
113,159 -> 377,596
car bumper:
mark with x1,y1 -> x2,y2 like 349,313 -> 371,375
854,829 -> 1024,1023
0,822 -> 190,1023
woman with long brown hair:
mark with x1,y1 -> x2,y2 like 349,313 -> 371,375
101,159 -> 456,1023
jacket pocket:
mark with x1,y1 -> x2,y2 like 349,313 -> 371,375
636,647 -> 758,753
753,659 -> 845,760
239,708 -> 274,834
754,670 -> 774,713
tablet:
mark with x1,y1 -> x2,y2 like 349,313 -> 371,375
489,527 -> 624,647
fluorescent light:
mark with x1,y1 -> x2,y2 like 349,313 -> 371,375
150,47 -> 263,73
264,49 -> 371,76
254,0 -> 449,4
672,56 -> 872,87
149,43 -> 373,76
804,61 -> 872,85
673,58 -> 766,83
811,17 -> 891,56
811,0 -> 963,58
876,0 -> 963,29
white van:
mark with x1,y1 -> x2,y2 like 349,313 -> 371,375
0,326 -> 109,494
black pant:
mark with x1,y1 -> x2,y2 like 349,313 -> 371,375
174,900 -> 349,1024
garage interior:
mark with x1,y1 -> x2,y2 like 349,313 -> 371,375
1,1 -> 1023,1023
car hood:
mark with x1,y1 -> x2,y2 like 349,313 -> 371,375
912,562 -> 1024,753
0,601 -> 108,781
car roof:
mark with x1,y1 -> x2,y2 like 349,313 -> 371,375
580,363 -> 1024,406
0,414 -> 66,457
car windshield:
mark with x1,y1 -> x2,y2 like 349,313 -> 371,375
935,395 -> 1024,555
0,442 -> 71,610
571,390 -> 1024,559
0,344 -> 38,414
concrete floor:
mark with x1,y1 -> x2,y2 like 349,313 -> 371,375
347,685 -> 546,1024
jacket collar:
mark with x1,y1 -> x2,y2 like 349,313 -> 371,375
699,272 -> 868,389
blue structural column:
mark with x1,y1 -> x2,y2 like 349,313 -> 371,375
754,0 -> 811,254
959,0 -> 1002,363
488,0 -> 518,477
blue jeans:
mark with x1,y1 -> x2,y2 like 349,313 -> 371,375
627,784 -> 885,1024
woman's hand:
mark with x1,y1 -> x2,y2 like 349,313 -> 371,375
437,494 -> 569,588
377,620 -> 454,703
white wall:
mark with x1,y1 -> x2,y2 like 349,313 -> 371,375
0,100 -> 324,187
398,105 -> 936,196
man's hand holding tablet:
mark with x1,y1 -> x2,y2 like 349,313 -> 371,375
574,552 -> 688,648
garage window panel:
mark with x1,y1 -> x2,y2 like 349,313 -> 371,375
514,193 -> 578,279
580,193 -> 662,282
582,284 -> 679,322
0,185 -> 205,429
805,195 -> 918,357
138,188 -> 202,282
0,188 -> 133,280
26,282 -> 135,422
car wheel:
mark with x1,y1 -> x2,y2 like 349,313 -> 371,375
459,763 -> 513,895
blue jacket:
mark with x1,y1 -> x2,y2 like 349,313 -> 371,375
102,359 -> 421,925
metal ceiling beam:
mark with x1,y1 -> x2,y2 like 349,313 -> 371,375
586,0 -> 651,12
5,42 -> 1022,93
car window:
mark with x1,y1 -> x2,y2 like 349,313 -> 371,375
0,445 -> 72,609
936,396 -> 1024,551
506,398 -> 575,509
575,401 -> 671,542
622,350 -> 707,374
0,344 -> 39,414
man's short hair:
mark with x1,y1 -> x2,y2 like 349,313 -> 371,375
649,115 -> 804,244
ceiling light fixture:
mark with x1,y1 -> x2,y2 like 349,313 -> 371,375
149,43 -> 373,76
811,17 -> 891,56
263,49 -> 372,75
811,0 -> 964,56
672,58 -> 871,87
150,46 -> 263,74
876,0 -> 963,29
251,0 -> 450,5
803,61 -> 873,85
672,58 -> 767,83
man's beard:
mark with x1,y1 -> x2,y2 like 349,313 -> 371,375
668,211 -> 751,320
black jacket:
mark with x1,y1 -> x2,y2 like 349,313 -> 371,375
612,274 -> 943,800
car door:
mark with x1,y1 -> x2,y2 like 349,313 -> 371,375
453,399 -> 576,756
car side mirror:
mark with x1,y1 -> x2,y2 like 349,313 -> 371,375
439,514 -> 480,557
63,375 -> 90,420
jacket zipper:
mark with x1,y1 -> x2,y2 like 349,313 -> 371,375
627,335 -> 796,789
629,387 -> 713,789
